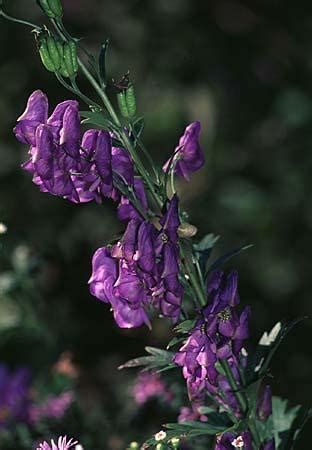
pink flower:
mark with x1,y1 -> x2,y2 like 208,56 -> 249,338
36,436 -> 78,450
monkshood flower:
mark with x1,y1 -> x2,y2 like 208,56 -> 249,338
117,178 -> 148,222
257,385 -> 272,421
14,91 -> 143,208
174,271 -> 250,410
88,246 -> 152,328
215,432 -> 252,449
0,364 -> 31,427
36,436 -> 78,450
89,196 -> 183,327
132,371 -> 172,405
163,121 -> 204,181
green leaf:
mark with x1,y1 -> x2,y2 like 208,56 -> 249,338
174,319 -> 196,334
287,407 -> 312,450
164,420 -> 228,437
132,117 -> 145,139
272,396 -> 301,449
118,346 -> 175,372
194,233 -> 220,273
80,110 -> 114,129
207,244 -> 253,274
166,336 -> 185,349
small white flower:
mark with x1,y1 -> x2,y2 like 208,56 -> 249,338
241,347 -> 248,357
259,322 -> 281,346
75,446 -> 84,450
155,431 -> 167,441
231,435 -> 244,448
0,223 -> 7,234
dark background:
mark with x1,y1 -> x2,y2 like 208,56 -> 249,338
0,0 -> 311,448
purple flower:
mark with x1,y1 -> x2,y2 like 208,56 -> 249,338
153,195 -> 183,322
15,91 -> 142,209
14,90 -> 48,146
257,385 -> 272,421
30,391 -> 74,423
163,121 -> 204,181
174,270 -> 250,412
88,246 -> 152,328
36,436 -> 78,450
0,364 -> 32,427
215,432 -> 252,450
203,271 -> 250,355
32,124 -> 80,202
89,196 -> 184,327
117,178 -> 148,221
133,371 -> 172,405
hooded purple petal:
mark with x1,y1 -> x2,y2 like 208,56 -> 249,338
257,385 -> 272,421
14,90 -> 48,145
163,121 -> 205,181
59,103 -> 81,159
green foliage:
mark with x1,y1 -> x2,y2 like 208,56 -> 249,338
118,346 -> 175,372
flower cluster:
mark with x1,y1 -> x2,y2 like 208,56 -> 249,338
14,91 -> 140,211
174,271 -> 250,415
30,391 -> 74,423
89,195 -> 183,327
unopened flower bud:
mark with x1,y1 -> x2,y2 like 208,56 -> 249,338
257,385 -> 272,421
117,83 -> 137,119
37,0 -> 63,18
125,83 -> 136,117
170,437 -> 180,449
129,442 -> 139,450
38,34 -> 63,73
178,222 -> 198,238
61,41 -> 78,78
156,444 -> 165,450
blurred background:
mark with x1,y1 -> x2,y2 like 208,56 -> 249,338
0,0 -> 311,448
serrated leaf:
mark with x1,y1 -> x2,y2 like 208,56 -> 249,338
164,420 -> 228,436
166,336 -> 185,349
272,396 -> 301,449
80,110 -> 114,130
118,347 -> 174,372
174,319 -> 196,334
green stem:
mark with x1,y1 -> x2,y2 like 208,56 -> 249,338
50,18 -> 164,209
180,244 -> 207,307
248,420 -> 262,448
0,9 -> 40,30
220,359 -> 247,413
